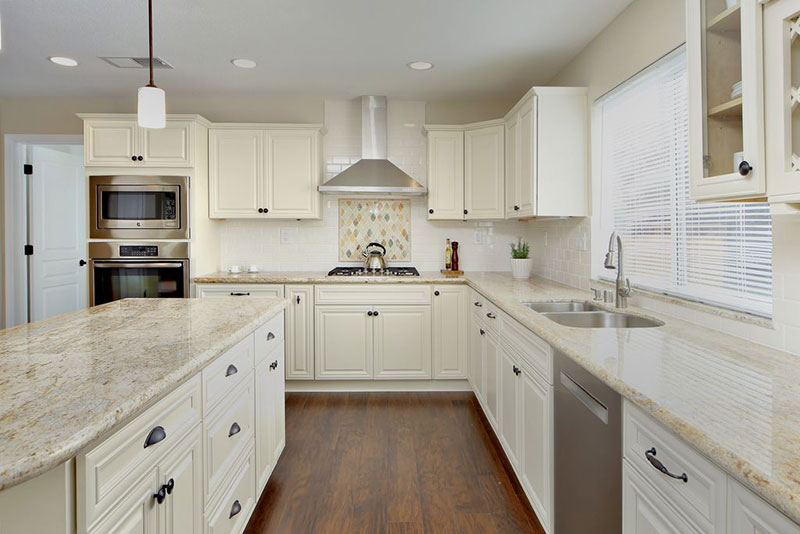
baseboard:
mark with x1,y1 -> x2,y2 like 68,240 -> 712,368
285,379 -> 472,392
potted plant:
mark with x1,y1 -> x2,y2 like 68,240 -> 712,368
510,237 -> 533,279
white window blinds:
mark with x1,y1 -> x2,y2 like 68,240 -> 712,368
596,46 -> 772,316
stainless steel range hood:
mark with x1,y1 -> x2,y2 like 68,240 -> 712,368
318,96 -> 427,195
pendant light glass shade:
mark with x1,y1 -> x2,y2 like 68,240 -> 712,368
137,85 -> 165,129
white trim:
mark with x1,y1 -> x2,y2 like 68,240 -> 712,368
3,134 -> 83,328
285,379 -> 471,393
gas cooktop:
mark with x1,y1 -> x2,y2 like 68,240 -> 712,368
327,266 -> 420,277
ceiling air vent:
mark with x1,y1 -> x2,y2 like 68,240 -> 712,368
100,57 -> 174,69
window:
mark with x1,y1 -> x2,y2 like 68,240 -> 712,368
595,46 -> 772,317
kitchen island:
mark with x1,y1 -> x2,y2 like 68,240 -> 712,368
0,297 -> 286,533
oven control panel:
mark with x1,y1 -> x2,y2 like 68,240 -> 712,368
119,245 -> 159,257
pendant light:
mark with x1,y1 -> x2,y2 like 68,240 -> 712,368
137,0 -> 165,128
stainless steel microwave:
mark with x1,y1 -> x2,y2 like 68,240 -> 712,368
90,175 -> 189,239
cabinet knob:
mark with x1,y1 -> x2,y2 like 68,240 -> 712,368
479,328 -> 485,336
434,290 -> 440,296
296,295 -> 301,304
153,487 -> 166,504
429,209 -> 434,214
463,209 -> 468,215
258,208 -> 264,213
271,360 -> 278,370
738,160 -> 752,176
474,301 -> 482,307
164,478 -> 174,495
367,311 -> 374,316
131,155 -> 137,161
143,426 -> 166,448
79,259 -> 87,266
228,422 -> 241,437
137,155 -> 143,161
514,205 -> 520,211
264,208 -> 269,213
486,312 -> 496,319
225,364 -> 238,377
267,332 -> 275,341
229,500 -> 242,518
513,365 -> 521,376
373,310 -> 379,316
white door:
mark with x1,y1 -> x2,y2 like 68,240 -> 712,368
484,330 -> 500,429
373,305 -> 432,379
270,347 -> 286,466
432,285 -> 468,379
426,130 -> 464,220
265,130 -> 320,218
141,121 -> 192,167
470,320 -> 486,402
158,429 -> 203,534
505,114 -> 520,217
315,305 -> 373,379
728,478 -> 800,534
464,125 -> 504,219
255,358 -> 277,492
84,119 -> 138,166
499,348 -> 520,468
519,365 -> 553,533
285,285 -> 315,379
622,462 -> 693,534
29,146 -> 87,321
209,129 -> 264,218
517,98 -> 536,217
88,470 -> 159,534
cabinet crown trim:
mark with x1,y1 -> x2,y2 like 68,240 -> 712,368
77,113 -> 211,126
424,118 -> 505,132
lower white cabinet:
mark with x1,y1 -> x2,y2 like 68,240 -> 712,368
519,362 -> 553,531
728,478 -> 800,534
315,305 -> 374,379
432,285 -> 468,379
374,305 -> 432,379
468,317 -> 486,402
623,460 -> 695,534
255,341 -> 286,493
285,285 -> 314,379
499,347 -> 520,467
196,284 -> 285,299
483,329 -> 501,428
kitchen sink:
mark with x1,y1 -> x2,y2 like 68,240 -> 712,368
523,301 -> 602,313
541,311 -> 663,329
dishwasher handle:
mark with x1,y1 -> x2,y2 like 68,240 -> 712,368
560,371 -> 609,424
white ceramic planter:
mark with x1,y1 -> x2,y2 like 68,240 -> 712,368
510,258 -> 533,280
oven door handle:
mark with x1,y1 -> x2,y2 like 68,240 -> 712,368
92,262 -> 185,269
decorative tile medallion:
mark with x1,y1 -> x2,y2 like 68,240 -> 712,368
339,199 -> 411,261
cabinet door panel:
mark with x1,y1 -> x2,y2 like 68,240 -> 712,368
265,130 -> 320,218
158,428 -> 203,534
255,358 -> 277,493
88,470 -> 158,534
623,461 -> 694,534
427,130 -> 464,219
484,331 -> 500,429
285,285 -> 314,379
270,347 -> 286,468
432,285 -> 468,379
728,478 -> 800,534
469,320 -> 486,402
517,100 -> 536,217
465,125 -> 504,219
505,115 -> 520,217
499,349 -> 520,467
85,120 -> 138,166
315,305 -> 373,379
373,305 -> 432,379
520,366 -> 553,533
209,129 -> 263,218
141,121 -> 192,167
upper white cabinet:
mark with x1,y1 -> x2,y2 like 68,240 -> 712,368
425,121 -> 505,220
504,87 -> 589,217
764,0 -> 800,203
82,116 -> 195,168
687,0 -> 766,200
209,125 -> 322,219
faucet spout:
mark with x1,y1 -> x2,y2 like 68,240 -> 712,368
604,231 -> 631,308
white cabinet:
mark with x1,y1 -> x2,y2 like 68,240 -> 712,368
519,363 -> 553,532
764,0 -> 800,202
432,285 -> 468,379
373,305 -> 432,379
426,130 -> 465,219
504,87 -> 589,217
484,329 -> 500,429
465,124 -> 505,219
499,348 -> 520,467
88,470 -> 160,534
469,318 -> 486,402
728,478 -> 800,534
209,126 -> 322,219
623,461 -> 695,534
83,117 -> 194,167
255,338 -> 285,493
687,0 -> 766,200
315,305 -> 374,379
285,285 -> 314,380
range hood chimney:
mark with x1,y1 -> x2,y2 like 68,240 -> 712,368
318,96 -> 427,195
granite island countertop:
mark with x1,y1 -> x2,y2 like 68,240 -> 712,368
194,270 -> 800,523
0,297 -> 286,491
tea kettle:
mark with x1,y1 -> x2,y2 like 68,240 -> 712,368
362,242 -> 387,271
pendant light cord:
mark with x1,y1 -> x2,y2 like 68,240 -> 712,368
147,0 -> 155,88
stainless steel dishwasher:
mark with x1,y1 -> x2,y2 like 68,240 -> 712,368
554,350 -> 621,534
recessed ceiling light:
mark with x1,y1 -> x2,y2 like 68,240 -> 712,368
231,58 -> 257,69
49,56 -> 78,67
407,61 -> 433,71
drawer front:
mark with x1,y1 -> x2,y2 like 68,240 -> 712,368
204,376 -> 255,503
624,402 -> 726,534
315,284 -> 431,305
78,375 -> 201,531
502,315 -> 552,383
206,447 -> 257,534
254,312 -> 284,367
623,460 -> 696,534
197,284 -> 285,299
203,335 -> 254,412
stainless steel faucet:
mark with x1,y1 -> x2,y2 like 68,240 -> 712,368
604,231 -> 632,308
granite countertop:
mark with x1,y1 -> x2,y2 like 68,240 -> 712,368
0,297 -> 286,491
194,270 -> 800,522
193,270 -> 465,284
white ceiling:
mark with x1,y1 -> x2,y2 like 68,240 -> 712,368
0,0 -> 632,102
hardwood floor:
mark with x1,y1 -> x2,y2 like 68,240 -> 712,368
245,392 -> 545,534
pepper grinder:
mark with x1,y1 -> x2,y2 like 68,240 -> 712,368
451,241 -> 459,271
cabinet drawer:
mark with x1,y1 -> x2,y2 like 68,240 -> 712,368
254,312 -> 284,367
78,375 -> 201,531
315,284 -> 431,305
205,447 -> 257,534
623,460 -> 695,534
203,335 -> 254,412
502,315 -> 552,383
197,284 -> 285,299
204,376 -> 255,503
624,402 -> 726,534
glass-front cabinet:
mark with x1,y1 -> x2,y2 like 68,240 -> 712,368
687,0 -> 766,200
764,0 -> 800,202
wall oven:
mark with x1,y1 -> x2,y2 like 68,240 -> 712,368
90,175 -> 189,239
89,242 -> 189,306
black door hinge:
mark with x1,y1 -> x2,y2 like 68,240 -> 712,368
24,245 -> 34,256
23,164 -> 33,175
